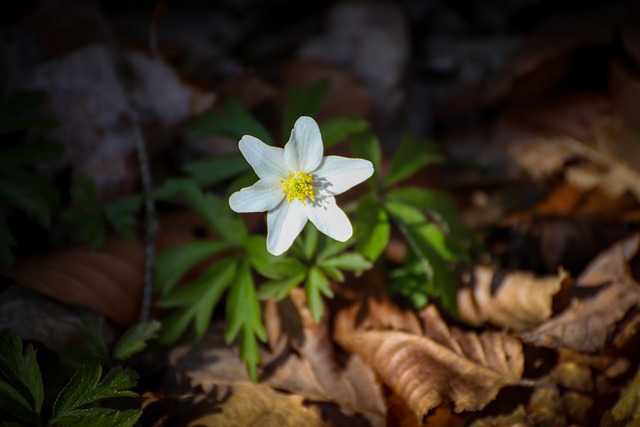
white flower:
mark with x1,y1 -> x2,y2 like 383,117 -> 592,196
229,116 -> 374,256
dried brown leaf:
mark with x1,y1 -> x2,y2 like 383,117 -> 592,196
266,289 -> 386,423
457,266 -> 568,331
335,304 -> 527,420
186,383 -> 328,427
611,367 -> 640,422
8,238 -> 143,325
520,283 -> 639,352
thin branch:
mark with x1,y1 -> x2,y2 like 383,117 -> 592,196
90,0 -> 158,323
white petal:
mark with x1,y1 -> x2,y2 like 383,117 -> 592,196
229,180 -> 284,213
239,135 -> 289,180
304,194 -> 352,242
267,200 -> 308,256
314,156 -> 374,195
284,116 -> 323,172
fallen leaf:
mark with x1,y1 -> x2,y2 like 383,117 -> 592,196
577,232 -> 640,288
610,367 -> 640,423
520,283 -> 639,352
0,285 -> 85,352
457,265 -> 568,331
187,383 -> 328,427
8,237 -> 144,325
335,303 -> 528,420
264,289 -> 386,424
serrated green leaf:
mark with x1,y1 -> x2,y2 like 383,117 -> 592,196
0,378 -> 41,425
0,168 -> 53,227
186,96 -> 273,145
385,186 -> 471,239
320,117 -> 369,149
113,320 -> 161,361
305,267 -> 333,323
354,195 -> 390,262
321,252 -> 372,276
154,240 -> 231,295
257,257 -> 307,280
257,272 -> 306,301
224,260 -> 267,381
318,264 -> 344,283
244,235 -> 279,273
50,364 -> 138,424
0,330 -> 44,420
184,153 -> 251,187
349,130 -> 381,174
157,258 -> 237,343
384,136 -> 444,187
50,408 -> 142,427
385,201 -> 459,314
182,183 -> 248,246
301,224 -> 319,261
315,236 -> 352,263
282,79 -> 330,139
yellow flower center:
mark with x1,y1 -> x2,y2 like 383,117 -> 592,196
281,172 -> 315,205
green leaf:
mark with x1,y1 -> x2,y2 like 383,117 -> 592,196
60,314 -> 110,368
257,257 -> 307,280
302,224 -> 319,261
244,235 -> 279,273
186,96 -> 273,145
282,79 -> 330,138
0,167 -> 55,228
384,136 -> 444,187
318,265 -> 344,283
224,260 -> 267,381
257,272 -> 307,301
113,320 -> 161,361
184,153 -> 251,187
0,142 -> 64,167
320,117 -> 369,149
0,330 -> 44,422
354,195 -> 390,262
157,258 -> 237,343
50,364 -> 138,425
315,236 -> 352,263
0,378 -> 41,425
182,183 -> 248,246
321,252 -> 372,276
49,408 -> 141,427
154,240 -> 231,295
385,201 -> 459,314
349,130 -> 381,174
305,267 -> 333,323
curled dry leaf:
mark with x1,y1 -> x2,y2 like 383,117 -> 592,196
8,238 -> 143,326
186,383 -> 328,427
520,281 -> 639,352
263,289 -> 386,425
457,265 -> 568,332
520,233 -> 640,352
335,303 -> 527,420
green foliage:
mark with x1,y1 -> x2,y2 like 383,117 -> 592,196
383,135 -> 443,187
183,153 -> 251,187
0,330 -> 141,426
112,320 -> 161,361
0,330 -> 43,425
61,315 -> 161,369
50,364 -> 140,426
0,90 -> 62,269
62,175 -> 140,250
282,79 -> 330,139
186,96 -> 273,145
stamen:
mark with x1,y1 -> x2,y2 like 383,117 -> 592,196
281,172 -> 315,205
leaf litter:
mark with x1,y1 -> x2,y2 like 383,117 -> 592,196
4,1 -> 640,426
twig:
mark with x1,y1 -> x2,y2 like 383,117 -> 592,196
90,0 -> 158,323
